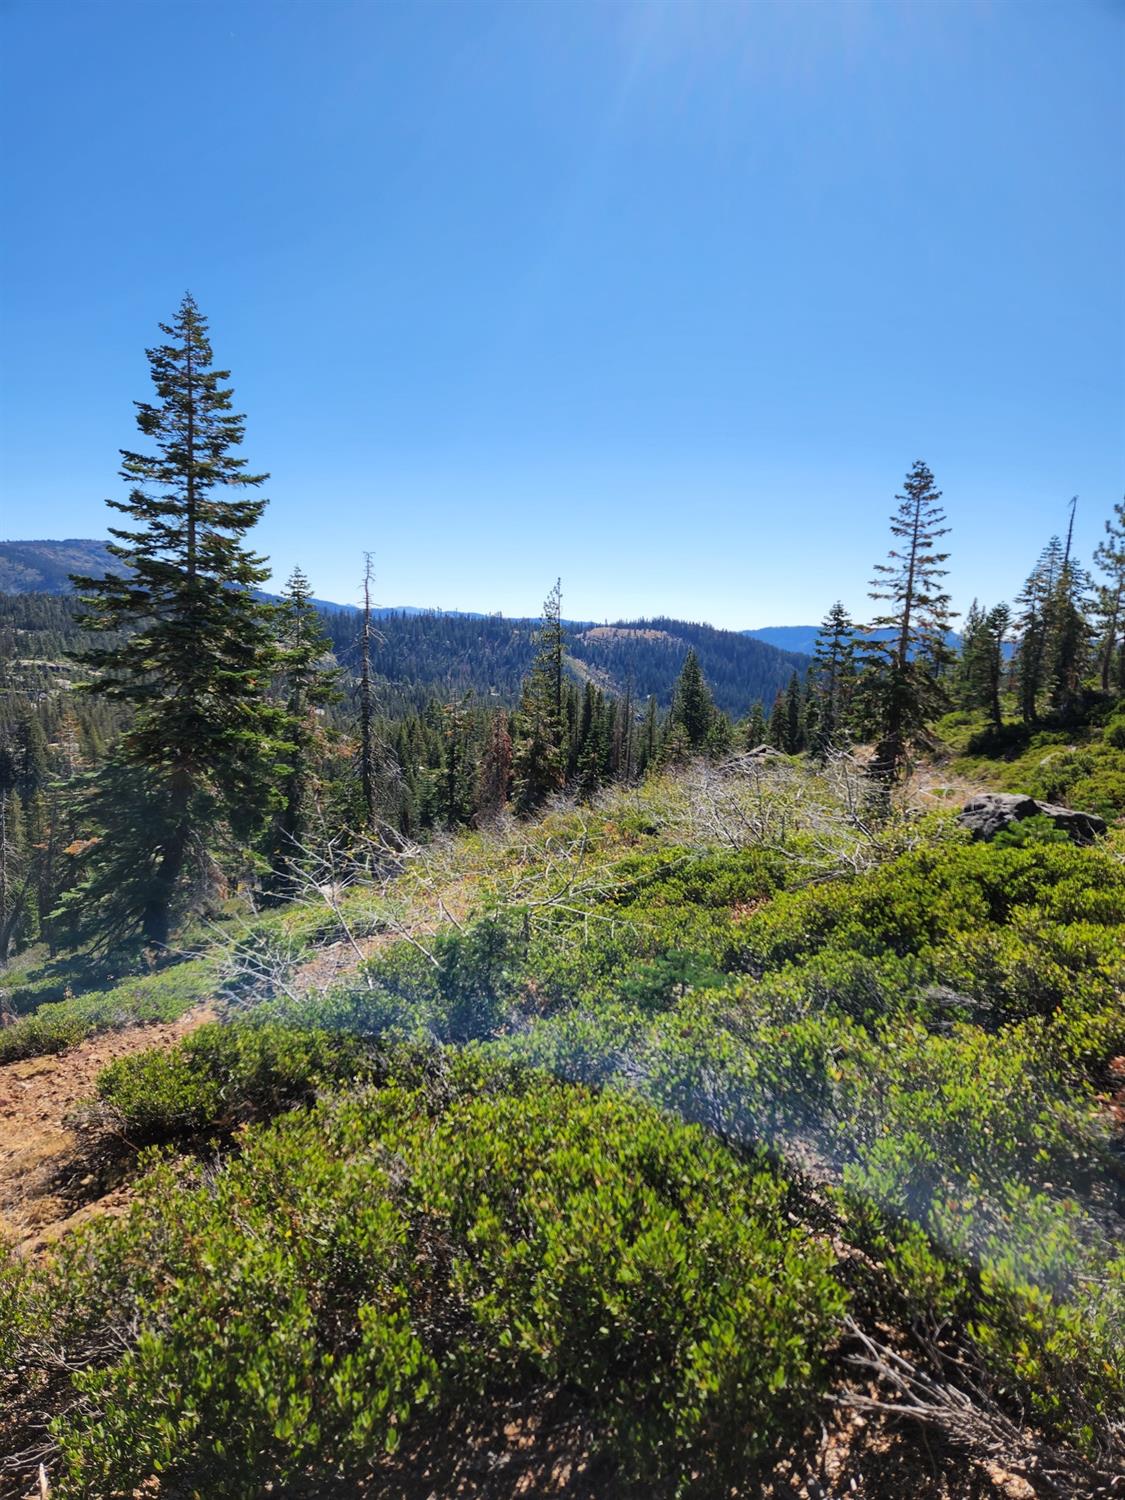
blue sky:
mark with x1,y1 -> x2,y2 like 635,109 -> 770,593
1,0 -> 1122,628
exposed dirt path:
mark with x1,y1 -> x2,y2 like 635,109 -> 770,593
288,931 -> 398,995
0,1005 -> 215,1254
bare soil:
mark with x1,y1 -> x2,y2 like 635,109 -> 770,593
0,1005 -> 215,1254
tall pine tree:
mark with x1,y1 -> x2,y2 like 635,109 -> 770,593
267,567 -> 340,893
959,601 -> 1010,730
1045,502 -> 1091,721
70,294 -> 286,947
512,580 -> 567,814
863,460 -> 953,781
668,648 -> 716,753
811,601 -> 856,755
1015,537 -> 1062,724
1093,496 -> 1125,695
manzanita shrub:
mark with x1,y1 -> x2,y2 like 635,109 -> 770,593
9,1071 -> 843,1498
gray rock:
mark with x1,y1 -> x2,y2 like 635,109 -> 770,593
957,792 -> 1107,845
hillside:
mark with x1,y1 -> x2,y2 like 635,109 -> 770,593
0,538 -> 119,595
744,624 -> 823,655
316,607 -> 808,715
1,755 -> 1122,1498
3,571 -> 810,716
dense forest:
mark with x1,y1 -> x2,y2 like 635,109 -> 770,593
1,298 -> 1123,1499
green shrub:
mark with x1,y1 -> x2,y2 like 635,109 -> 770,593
989,813 -> 1073,849
33,1077 -> 843,1497
0,957 -> 219,1064
97,1022 -> 376,1142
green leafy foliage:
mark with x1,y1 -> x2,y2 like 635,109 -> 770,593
0,956 -> 217,1064
97,1022 -> 375,1142
11,1074 -> 841,1497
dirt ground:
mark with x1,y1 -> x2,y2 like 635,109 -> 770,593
0,1005 -> 215,1254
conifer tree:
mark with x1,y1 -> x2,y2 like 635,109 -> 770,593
744,700 -> 767,749
668,648 -> 716,752
15,709 -> 50,808
512,581 -> 567,814
357,553 -> 379,830
0,750 -> 30,959
811,602 -> 856,755
70,294 -> 286,947
638,695 -> 659,773
576,682 -> 611,794
477,711 -> 513,821
783,671 -> 803,754
1093,496 -> 1125,694
1046,503 -> 1091,721
863,460 -> 954,781
1015,538 -> 1062,724
957,599 -> 986,707
960,601 -> 1010,730
801,665 -> 819,752
439,699 -> 476,826
267,567 -> 340,891
611,685 -> 635,781
767,692 -> 787,751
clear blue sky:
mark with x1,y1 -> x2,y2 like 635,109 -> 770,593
1,0 -> 1122,628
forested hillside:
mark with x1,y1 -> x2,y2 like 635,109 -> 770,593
2,538 -> 808,715
0,540 -> 120,596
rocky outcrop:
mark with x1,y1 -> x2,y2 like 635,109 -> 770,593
957,792 -> 1107,845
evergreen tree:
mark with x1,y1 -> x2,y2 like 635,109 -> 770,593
801,665 -> 820,753
863,460 -> 954,781
69,294 -> 286,947
0,750 -> 30,959
15,709 -> 50,808
960,601 -> 1010,730
744,700 -> 767,749
767,692 -> 787,751
477,711 -> 513,821
783,671 -> 803,754
1045,504 -> 1091,721
811,602 -> 856,755
637,695 -> 659,774
668,648 -> 716,752
1093,496 -> 1125,694
512,581 -> 567,814
267,567 -> 340,892
438,700 -> 476,826
705,707 -> 733,757
576,682 -> 611,794
357,552 -> 379,830
956,599 -> 986,709
1015,538 -> 1062,724
610,685 -> 635,781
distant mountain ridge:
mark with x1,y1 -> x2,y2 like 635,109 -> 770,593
1,540 -> 811,716
745,622 -> 1001,659
743,625 -> 823,656
0,539 -> 483,618
0,538 -> 120,595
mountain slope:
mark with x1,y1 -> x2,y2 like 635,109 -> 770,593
315,609 -> 808,716
3,542 -> 811,715
0,538 -> 120,594
743,624 -> 822,655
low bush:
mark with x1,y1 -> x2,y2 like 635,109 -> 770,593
96,1022 -> 377,1143
0,957 -> 219,1064
17,1075 -> 843,1498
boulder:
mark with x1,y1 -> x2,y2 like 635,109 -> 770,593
957,792 -> 1106,845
